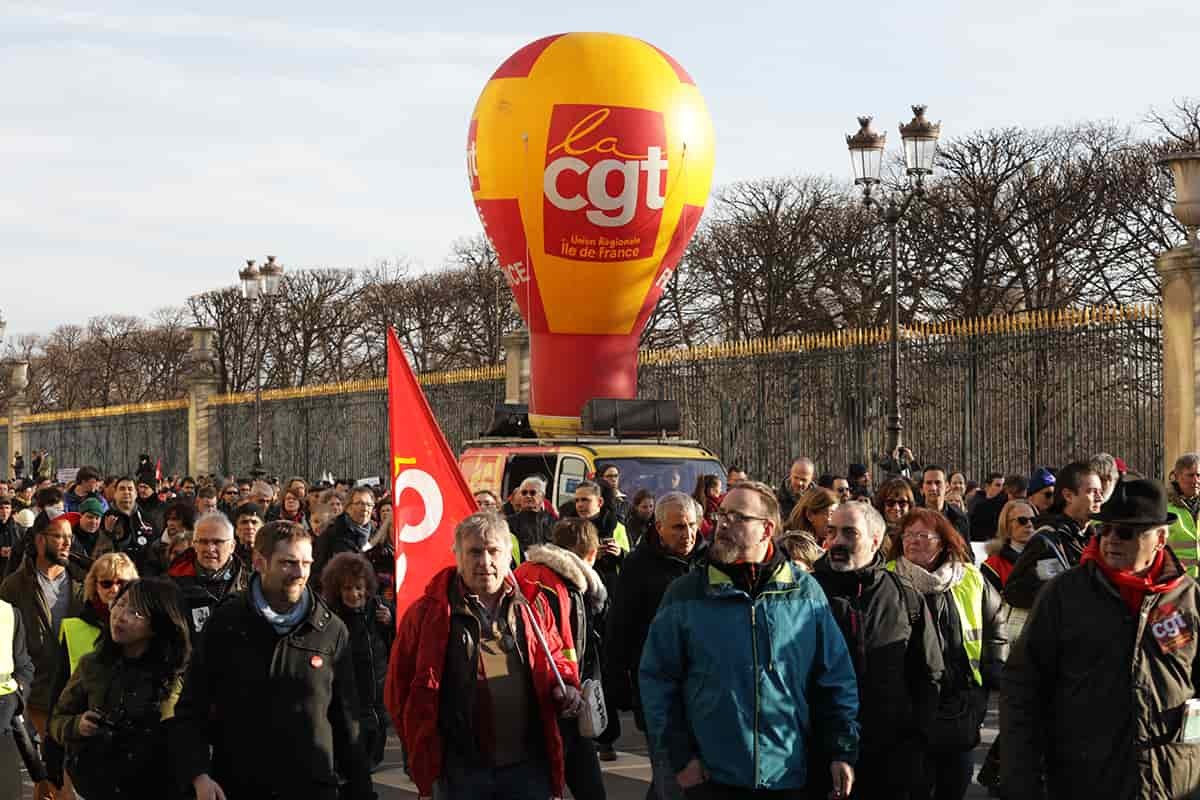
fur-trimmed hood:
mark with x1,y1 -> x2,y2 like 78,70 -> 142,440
524,544 -> 608,613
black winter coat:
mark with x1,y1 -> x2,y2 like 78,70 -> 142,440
168,552 -> 251,637
330,597 -> 393,761
0,517 -> 23,577
603,526 -> 706,729
168,583 -> 375,800
1003,514 -> 1090,610
311,513 -> 372,594
813,553 -> 944,756
506,509 -> 556,554
1002,549 -> 1200,800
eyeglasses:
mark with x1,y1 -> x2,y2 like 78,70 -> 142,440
195,538 -> 234,549
1014,516 -> 1036,526
716,509 -> 770,525
901,530 -> 940,543
349,501 -> 375,508
42,532 -> 73,543
98,579 -> 128,590
883,499 -> 911,508
1099,523 -> 1157,541
223,490 -> 239,497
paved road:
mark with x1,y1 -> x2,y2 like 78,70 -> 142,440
19,709 -> 995,798
370,709 -> 997,799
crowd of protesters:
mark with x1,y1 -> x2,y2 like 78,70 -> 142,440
1,447 -> 1200,800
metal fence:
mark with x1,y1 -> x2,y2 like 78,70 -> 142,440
18,402 -> 190,478
210,369 -> 506,481
1,305 -> 1165,486
639,304 -> 1164,484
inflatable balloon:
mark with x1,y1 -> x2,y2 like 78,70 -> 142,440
469,32 -> 714,436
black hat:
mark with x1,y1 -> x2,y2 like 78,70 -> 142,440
1091,478 -> 1177,527
848,463 -> 869,479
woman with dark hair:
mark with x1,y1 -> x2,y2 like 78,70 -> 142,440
625,489 -> 656,548
50,577 -> 191,799
268,489 -> 310,530
320,552 -> 393,767
890,508 -> 1006,800
691,474 -> 723,539
874,477 -> 916,558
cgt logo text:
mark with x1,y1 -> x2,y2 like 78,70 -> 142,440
542,105 -> 667,261
1153,610 -> 1190,642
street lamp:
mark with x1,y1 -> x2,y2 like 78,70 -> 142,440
237,255 -> 285,479
845,105 -> 942,458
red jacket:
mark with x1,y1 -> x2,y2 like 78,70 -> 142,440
384,566 -> 578,797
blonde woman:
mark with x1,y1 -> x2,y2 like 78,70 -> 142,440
784,487 -> 840,548
45,552 -> 139,796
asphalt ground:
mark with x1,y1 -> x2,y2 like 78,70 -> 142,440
18,708 -> 995,798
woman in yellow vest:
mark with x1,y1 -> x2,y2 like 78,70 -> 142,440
50,577 -> 190,799
45,553 -> 139,797
890,507 -> 1007,800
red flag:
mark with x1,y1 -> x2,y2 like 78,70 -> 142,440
154,458 -> 162,483
387,327 -> 475,623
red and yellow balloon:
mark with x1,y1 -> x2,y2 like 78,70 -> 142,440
468,32 -> 714,436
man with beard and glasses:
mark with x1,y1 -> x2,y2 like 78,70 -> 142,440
640,481 -> 859,800
0,513 -> 84,800
171,520 -> 377,800
812,503 -> 943,800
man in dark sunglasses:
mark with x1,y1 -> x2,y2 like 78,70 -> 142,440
1003,477 -> 1198,799
506,476 -> 555,561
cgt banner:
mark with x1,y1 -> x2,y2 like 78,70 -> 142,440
386,327 -> 476,623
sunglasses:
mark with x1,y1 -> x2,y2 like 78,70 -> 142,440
884,499 -> 911,508
1014,516 -> 1036,526
520,490 -> 539,496
98,579 -> 128,590
1099,523 -> 1156,541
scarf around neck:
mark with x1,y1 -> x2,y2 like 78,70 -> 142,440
894,556 -> 964,595
1079,536 -> 1175,614
249,573 -> 312,634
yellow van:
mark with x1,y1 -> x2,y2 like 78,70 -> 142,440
459,437 -> 726,510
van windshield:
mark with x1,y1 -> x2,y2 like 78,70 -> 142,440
598,458 -> 726,499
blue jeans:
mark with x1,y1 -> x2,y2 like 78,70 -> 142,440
435,758 -> 553,800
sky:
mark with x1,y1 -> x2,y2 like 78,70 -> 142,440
0,0 -> 1193,338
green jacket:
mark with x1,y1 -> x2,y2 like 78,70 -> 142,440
0,560 -> 84,710
1167,489 -> 1199,577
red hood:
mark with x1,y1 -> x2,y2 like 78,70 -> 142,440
167,548 -> 199,577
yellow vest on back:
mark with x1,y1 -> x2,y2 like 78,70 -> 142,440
0,600 -> 17,695
887,560 -> 986,686
60,616 -> 102,676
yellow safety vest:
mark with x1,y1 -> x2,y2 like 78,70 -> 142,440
511,534 -> 523,567
60,617 -> 102,675
0,600 -> 17,696
888,560 -> 986,686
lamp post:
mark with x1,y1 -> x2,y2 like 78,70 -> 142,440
238,255 -> 285,479
845,105 -> 942,458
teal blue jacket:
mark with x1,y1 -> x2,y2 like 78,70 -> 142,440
639,560 -> 860,790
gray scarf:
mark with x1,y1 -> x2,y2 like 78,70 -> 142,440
894,556 -> 964,596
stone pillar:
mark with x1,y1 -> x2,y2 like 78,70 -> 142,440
186,327 -> 220,477
1158,245 -> 1200,475
4,361 -> 29,480
502,327 -> 531,405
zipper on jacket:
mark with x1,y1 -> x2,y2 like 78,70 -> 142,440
750,602 -> 760,787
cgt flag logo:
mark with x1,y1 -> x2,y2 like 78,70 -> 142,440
385,327 -> 476,624
542,104 -> 666,261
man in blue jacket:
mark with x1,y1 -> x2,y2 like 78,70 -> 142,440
640,480 -> 860,799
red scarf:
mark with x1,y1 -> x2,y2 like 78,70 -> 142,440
1079,537 -> 1174,613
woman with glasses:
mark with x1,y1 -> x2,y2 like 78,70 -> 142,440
890,508 -> 1006,800
50,577 -> 190,799
44,553 -> 140,795
783,487 -> 839,548
874,477 -> 916,557
981,500 -> 1038,594
268,488 -> 310,531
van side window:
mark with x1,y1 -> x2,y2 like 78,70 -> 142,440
557,457 -> 588,506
